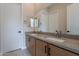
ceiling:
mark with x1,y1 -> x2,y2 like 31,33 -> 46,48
22,3 -> 53,17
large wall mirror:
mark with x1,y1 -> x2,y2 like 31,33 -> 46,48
24,3 -> 79,35
35,3 -> 79,35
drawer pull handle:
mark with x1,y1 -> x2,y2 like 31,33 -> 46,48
45,46 -> 47,53
48,47 -> 50,56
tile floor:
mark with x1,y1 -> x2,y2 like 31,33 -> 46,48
3,49 -> 32,56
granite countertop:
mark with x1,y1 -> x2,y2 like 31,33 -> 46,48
27,33 -> 79,55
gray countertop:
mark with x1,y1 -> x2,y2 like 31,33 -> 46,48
27,33 -> 79,55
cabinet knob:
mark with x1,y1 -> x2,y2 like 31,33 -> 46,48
67,30 -> 70,32
48,47 -> 50,56
45,45 -> 47,53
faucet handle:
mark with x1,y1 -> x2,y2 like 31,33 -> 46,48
56,30 -> 58,38
56,30 -> 58,32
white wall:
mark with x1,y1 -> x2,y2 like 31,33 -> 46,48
67,4 -> 79,35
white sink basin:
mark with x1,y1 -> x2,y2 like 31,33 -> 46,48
46,38 -> 65,42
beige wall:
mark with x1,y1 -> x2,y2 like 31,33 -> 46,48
22,3 -> 52,17
22,3 -> 35,17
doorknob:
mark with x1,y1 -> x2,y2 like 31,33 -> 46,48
18,31 -> 21,33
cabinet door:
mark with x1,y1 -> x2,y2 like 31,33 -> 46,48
28,37 -> 36,56
49,44 -> 77,56
36,39 -> 48,56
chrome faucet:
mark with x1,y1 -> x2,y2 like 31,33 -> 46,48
56,30 -> 59,38
56,30 -> 62,38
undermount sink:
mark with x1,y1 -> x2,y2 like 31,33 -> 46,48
46,37 -> 65,42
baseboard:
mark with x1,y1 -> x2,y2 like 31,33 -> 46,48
21,46 -> 27,50
0,53 -> 3,56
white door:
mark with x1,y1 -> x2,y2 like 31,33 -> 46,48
0,4 -> 24,53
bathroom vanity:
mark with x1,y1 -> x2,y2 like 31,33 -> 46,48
26,33 -> 79,56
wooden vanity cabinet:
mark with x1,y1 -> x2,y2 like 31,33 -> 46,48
36,39 -> 48,56
28,37 -> 36,56
48,44 -> 78,56
26,36 -> 78,56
